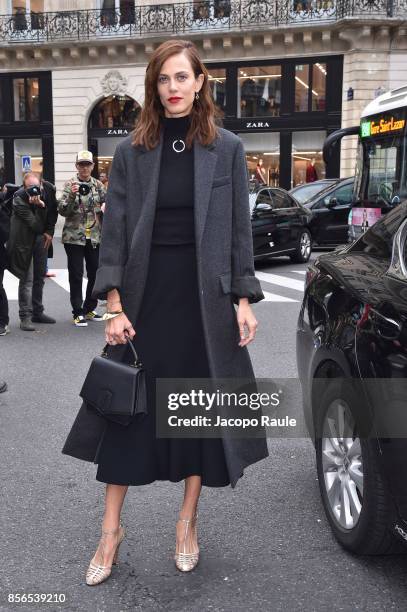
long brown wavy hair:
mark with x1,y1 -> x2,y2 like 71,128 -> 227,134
132,39 -> 224,151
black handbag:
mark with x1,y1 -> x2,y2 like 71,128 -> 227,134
79,338 -> 147,426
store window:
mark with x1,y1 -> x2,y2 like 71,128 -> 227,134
292,131 -> 326,188
295,64 -> 309,112
238,65 -> 281,118
208,68 -> 226,111
312,63 -> 326,111
88,95 -> 140,129
0,85 -> 3,123
295,62 -> 326,112
13,78 -> 39,122
0,141 -> 5,187
88,95 -> 140,178
238,132 -> 280,187
14,139 -> 43,185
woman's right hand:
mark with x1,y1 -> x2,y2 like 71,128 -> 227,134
105,312 -> 136,345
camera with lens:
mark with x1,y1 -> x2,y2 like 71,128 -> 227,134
78,182 -> 91,196
26,185 -> 42,198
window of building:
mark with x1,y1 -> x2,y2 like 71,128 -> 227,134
295,64 -> 309,112
238,132 -> 280,187
88,95 -> 140,129
101,0 -> 116,26
14,138 -> 43,185
312,63 -> 326,111
0,141 -> 5,188
214,0 -> 231,18
208,68 -> 226,111
238,65 -> 281,118
13,77 -> 39,122
12,0 -> 44,30
295,62 -> 326,112
120,0 -> 135,25
0,85 -> 3,123
292,130 -> 326,188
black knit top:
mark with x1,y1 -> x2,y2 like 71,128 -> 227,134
151,113 -> 195,245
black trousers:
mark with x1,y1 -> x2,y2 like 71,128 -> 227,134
0,267 -> 8,327
64,240 -> 99,318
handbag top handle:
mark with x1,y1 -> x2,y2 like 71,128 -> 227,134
101,338 -> 142,367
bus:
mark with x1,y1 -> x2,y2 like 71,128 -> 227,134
323,85 -> 407,241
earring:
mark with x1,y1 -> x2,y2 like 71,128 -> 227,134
195,92 -> 199,101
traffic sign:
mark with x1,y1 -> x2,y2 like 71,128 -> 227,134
22,156 -> 31,172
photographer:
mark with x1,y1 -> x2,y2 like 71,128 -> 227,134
7,172 -> 58,331
58,150 -> 106,327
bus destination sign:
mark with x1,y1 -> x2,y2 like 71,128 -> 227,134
361,110 -> 406,138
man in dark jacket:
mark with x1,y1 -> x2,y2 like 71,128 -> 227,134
0,185 -> 14,336
7,172 -> 58,331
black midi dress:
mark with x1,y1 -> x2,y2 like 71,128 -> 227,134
95,113 -> 230,487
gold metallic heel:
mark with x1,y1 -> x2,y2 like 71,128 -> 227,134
174,512 -> 199,572
85,524 -> 125,586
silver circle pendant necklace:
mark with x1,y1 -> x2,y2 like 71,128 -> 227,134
172,139 -> 185,153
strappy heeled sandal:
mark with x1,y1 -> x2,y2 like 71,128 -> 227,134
85,524 -> 125,586
174,512 -> 199,572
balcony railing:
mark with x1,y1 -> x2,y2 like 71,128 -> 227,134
0,0 -> 406,44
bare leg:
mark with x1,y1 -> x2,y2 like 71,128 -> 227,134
176,475 -> 201,555
92,484 -> 128,566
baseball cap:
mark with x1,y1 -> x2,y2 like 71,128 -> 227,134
76,150 -> 93,163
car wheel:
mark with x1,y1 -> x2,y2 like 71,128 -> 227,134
315,378 -> 403,554
290,229 -> 312,263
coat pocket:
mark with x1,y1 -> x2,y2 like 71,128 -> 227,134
219,271 -> 232,294
212,175 -> 231,188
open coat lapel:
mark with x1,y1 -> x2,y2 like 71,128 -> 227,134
135,124 -> 218,249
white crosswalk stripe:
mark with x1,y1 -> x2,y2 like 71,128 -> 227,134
2,268 -> 305,304
261,290 -> 297,303
2,268 -> 87,300
2,271 -> 19,301
48,269 -> 88,295
255,271 -> 305,292
293,270 -> 306,275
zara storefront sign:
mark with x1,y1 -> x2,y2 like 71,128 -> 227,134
106,128 -> 129,136
246,121 -> 270,128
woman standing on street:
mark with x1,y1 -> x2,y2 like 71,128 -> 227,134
62,39 -> 269,585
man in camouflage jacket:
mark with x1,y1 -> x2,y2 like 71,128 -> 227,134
58,150 -> 106,326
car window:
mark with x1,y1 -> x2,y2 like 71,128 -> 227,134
291,182 -> 333,204
256,189 -> 272,205
255,189 -> 273,207
329,182 -> 354,205
270,190 -> 296,209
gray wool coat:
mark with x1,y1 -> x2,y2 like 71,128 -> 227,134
61,123 -> 269,488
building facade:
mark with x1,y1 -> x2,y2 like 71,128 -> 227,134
0,0 -> 406,191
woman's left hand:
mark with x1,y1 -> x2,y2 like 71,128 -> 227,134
236,298 -> 258,347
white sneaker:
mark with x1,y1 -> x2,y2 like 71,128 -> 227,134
73,315 -> 88,327
0,324 -> 10,336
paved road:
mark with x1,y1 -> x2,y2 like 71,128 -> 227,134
1,240 -> 407,612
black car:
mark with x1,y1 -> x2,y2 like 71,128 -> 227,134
297,201 -> 407,554
251,186 -> 312,263
303,177 -> 355,246
289,179 -> 339,205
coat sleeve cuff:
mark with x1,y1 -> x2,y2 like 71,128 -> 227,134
91,265 -> 123,300
231,275 -> 265,305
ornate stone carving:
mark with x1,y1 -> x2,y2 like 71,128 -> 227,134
101,70 -> 128,97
